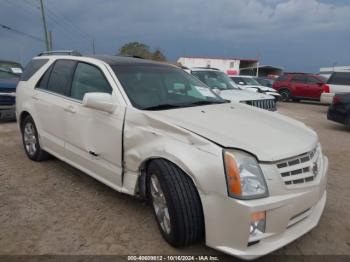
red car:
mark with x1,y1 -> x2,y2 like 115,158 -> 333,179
273,73 -> 329,102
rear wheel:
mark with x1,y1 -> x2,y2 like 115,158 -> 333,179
21,115 -> 50,161
147,159 -> 204,247
346,115 -> 350,129
279,89 -> 291,102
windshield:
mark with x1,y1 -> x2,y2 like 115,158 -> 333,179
231,76 -> 261,86
112,65 -> 226,110
191,71 -> 240,90
0,68 -> 20,79
242,77 -> 260,85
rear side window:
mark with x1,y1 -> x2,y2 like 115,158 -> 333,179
292,74 -> 307,83
70,62 -> 112,100
36,64 -> 54,89
307,76 -> 321,84
20,59 -> 48,81
47,60 -> 76,96
328,72 -> 350,86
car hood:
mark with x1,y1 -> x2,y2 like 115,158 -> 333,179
147,103 -> 317,162
243,85 -> 277,92
219,89 -> 274,102
0,78 -> 19,90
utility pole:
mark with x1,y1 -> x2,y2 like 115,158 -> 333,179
39,0 -> 50,51
49,31 -> 53,50
92,38 -> 96,55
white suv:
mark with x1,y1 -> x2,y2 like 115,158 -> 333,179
321,71 -> 350,104
190,68 -> 277,111
230,75 -> 281,101
16,52 -> 328,259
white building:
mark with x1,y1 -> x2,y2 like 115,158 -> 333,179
177,56 -> 259,76
320,65 -> 350,78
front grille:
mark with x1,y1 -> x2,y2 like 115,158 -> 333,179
276,146 -> 321,187
245,99 -> 276,111
0,96 -> 16,105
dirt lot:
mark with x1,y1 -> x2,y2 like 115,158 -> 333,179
0,102 -> 349,258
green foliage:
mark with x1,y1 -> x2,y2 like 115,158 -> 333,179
152,48 -> 167,61
118,42 -> 167,61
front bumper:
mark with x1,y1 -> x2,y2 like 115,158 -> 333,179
327,106 -> 346,125
0,108 -> 16,120
201,156 -> 328,260
320,93 -> 334,104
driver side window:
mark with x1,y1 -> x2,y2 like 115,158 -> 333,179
70,62 -> 112,101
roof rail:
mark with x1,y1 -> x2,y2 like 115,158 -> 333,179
120,55 -> 145,59
37,50 -> 82,57
191,67 -> 220,71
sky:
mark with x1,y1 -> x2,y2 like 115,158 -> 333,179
0,0 -> 349,72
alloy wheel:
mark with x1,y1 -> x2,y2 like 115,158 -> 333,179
150,174 -> 171,235
23,122 -> 37,156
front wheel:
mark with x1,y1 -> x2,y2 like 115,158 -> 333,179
21,115 -> 50,161
279,89 -> 291,102
147,159 -> 204,248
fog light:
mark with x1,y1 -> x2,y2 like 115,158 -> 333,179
249,211 -> 266,237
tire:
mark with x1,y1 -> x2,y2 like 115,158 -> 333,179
279,89 -> 291,102
21,115 -> 50,161
147,159 -> 204,248
292,98 -> 300,102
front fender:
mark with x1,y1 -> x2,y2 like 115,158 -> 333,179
122,108 -> 227,197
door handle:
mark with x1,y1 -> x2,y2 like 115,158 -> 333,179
64,106 -> 76,114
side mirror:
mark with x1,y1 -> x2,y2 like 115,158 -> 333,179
82,92 -> 116,113
239,82 -> 245,85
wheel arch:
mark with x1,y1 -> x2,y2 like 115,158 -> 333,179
278,87 -> 291,94
136,156 -> 204,201
19,111 -> 31,130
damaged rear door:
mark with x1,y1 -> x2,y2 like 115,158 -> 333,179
63,61 -> 125,188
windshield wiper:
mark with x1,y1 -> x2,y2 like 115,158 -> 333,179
181,100 -> 228,107
142,104 -> 182,111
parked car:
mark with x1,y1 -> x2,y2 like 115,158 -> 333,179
190,68 -> 277,111
327,93 -> 350,128
16,52 -> 328,259
0,60 -> 23,75
230,75 -> 281,101
321,72 -> 350,104
0,68 -> 19,120
273,73 -> 329,102
255,77 -> 274,88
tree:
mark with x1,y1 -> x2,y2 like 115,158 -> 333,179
118,42 -> 167,61
152,48 -> 167,61
118,42 -> 152,59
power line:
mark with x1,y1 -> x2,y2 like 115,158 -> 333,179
0,23 -> 44,43
25,0 -> 92,42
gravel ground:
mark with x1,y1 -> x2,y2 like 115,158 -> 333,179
0,102 -> 349,258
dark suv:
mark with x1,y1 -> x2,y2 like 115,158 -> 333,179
0,61 -> 22,120
273,73 -> 329,102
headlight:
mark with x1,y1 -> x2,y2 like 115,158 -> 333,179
223,149 -> 268,199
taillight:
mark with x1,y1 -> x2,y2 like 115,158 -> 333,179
332,96 -> 341,105
322,84 -> 330,93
